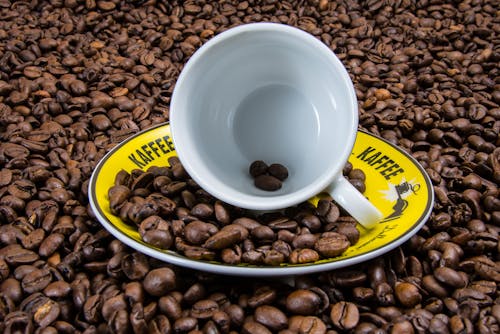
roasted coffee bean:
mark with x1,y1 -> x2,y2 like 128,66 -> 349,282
254,174 -> 282,191
203,227 -> 243,250
38,233 -> 64,257
30,297 -> 60,328
394,281 -> 422,308
138,216 -> 173,249
330,301 -> 359,330
249,160 -> 268,178
22,267 -> 52,294
289,248 -> 320,264
292,234 -> 318,249
3,245 -> 39,265
43,281 -> 72,299
190,299 -> 219,319
300,214 -> 322,232
268,163 -> 289,181
213,201 -> 231,225
148,314 -> 172,334
184,220 -> 218,245
242,320 -> 272,334
251,225 -> 275,242
21,229 -> 45,250
101,294 -> 127,323
121,253 -> 149,280
8,180 -> 37,200
288,315 -> 327,334
1,278 -> 23,304
314,233 -> 350,258
286,289 -> 323,316
433,267 -> 468,288
254,305 -> 287,331
143,267 -> 176,297
173,316 -> 198,333
190,203 -> 214,219
316,199 -> 340,223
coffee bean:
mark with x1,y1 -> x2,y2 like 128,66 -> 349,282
184,220 -> 216,245
21,229 -> 45,250
191,203 -> 214,219
253,305 -> 287,331
288,315 -> 327,334
289,248 -> 320,264
213,201 -> 231,225
330,302 -> 359,330
314,233 -> 350,258
173,316 -> 198,333
143,267 -> 176,297
254,174 -> 282,191
203,227 -> 243,250
316,199 -> 340,223
242,320 -> 273,334
249,160 -> 268,178
1,278 -> 22,304
22,267 -> 52,294
251,225 -> 275,242
433,267 -> 468,288
291,233 -> 317,250
268,163 -> 289,181
3,245 -> 39,265
33,298 -> 60,328
8,180 -> 37,200
190,299 -> 218,319
138,216 -> 173,249
422,275 -> 450,298
43,281 -> 71,299
286,289 -> 322,316
394,282 -> 422,308
38,233 -> 64,257
121,253 -> 149,280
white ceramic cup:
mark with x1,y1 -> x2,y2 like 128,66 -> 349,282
170,23 -> 383,229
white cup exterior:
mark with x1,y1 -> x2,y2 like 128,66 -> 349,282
171,23 -> 382,228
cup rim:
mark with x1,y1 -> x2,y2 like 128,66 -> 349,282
170,22 -> 358,210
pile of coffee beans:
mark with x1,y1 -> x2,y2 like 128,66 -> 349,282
109,156 -> 361,265
249,160 -> 289,191
0,1 -> 498,333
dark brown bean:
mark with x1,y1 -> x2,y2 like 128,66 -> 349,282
394,281 -> 422,308
254,174 -> 282,191
286,290 -> 322,316
330,301 -> 359,330
143,267 -> 176,297
268,163 -> 289,181
249,160 -> 268,178
190,299 -> 219,319
254,305 -> 287,330
314,234 -> 350,258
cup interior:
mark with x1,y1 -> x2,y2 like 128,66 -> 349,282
171,24 -> 357,209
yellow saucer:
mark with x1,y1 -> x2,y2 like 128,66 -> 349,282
89,123 -> 433,276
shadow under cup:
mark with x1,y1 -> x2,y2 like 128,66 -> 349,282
171,23 -> 358,210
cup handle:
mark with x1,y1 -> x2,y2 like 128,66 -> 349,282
325,175 -> 383,229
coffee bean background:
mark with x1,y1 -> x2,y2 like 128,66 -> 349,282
0,1 -> 498,333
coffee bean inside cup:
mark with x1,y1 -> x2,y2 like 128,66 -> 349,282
249,161 -> 289,191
